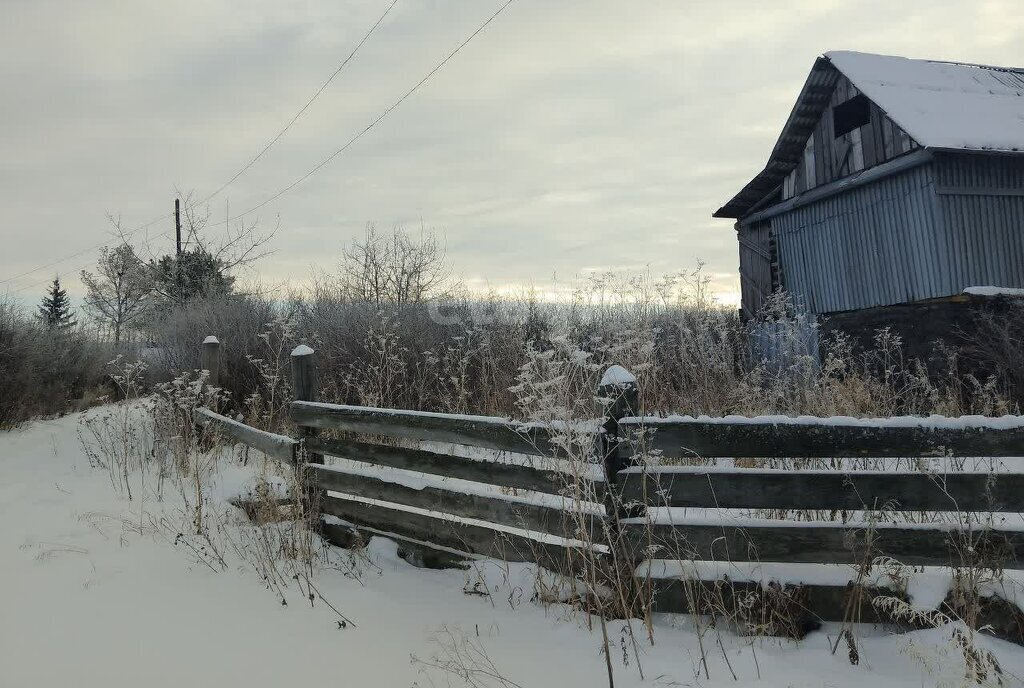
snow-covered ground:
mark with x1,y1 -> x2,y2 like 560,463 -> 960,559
4,409 -> 1024,687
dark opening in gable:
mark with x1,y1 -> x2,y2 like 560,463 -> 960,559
833,93 -> 871,137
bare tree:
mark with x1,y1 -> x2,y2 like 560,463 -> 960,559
175,191 -> 276,275
338,223 -> 452,305
81,244 -> 152,346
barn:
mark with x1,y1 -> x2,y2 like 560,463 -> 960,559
716,51 -> 1024,334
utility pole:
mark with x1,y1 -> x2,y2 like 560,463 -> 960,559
175,197 -> 182,257
174,197 -> 182,304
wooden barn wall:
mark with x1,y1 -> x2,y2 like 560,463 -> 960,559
932,153 -> 1024,293
737,219 -> 774,318
785,74 -> 918,199
773,163 -> 944,314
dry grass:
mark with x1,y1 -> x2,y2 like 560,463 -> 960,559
141,267 -> 1020,433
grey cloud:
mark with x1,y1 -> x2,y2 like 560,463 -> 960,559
2,0 -> 1022,304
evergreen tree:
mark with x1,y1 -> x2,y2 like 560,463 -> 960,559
38,276 -> 76,329
150,249 -> 234,305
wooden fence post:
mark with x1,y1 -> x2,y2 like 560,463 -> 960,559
596,364 -> 647,617
197,336 -> 221,450
201,335 -> 221,388
291,344 -> 322,465
597,364 -> 639,488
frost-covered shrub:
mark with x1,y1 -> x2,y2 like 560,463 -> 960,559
961,300 -> 1024,407
143,267 -> 1017,424
144,293 -> 282,409
0,298 -> 109,427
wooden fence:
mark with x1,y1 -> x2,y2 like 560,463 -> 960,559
192,338 -> 1024,632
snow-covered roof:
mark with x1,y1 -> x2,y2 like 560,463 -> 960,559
715,51 -> 1024,219
827,50 -> 1024,153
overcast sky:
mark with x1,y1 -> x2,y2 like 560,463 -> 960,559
2,0 -> 1022,305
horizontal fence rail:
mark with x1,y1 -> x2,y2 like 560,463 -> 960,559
607,406 -> 1024,627
306,463 -> 602,541
618,466 -> 1024,512
646,578 -> 901,625
307,436 -> 603,498
622,415 -> 1024,458
319,494 -> 599,574
621,519 -> 1024,568
194,408 -> 297,464
291,401 -> 558,456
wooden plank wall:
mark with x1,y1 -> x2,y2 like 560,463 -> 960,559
737,219 -> 774,318
783,74 -> 921,200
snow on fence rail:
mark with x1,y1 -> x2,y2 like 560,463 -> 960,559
193,407 -> 297,464
596,367 -> 1024,629
291,398 -> 606,572
303,437 -> 600,497
195,335 -> 1024,633
194,337 -> 607,574
289,400 -> 559,456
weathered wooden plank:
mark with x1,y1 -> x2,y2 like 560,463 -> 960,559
319,519 -> 470,570
861,121 -> 878,169
291,401 -> 556,456
813,122 -> 826,188
319,494 -> 597,574
291,344 -> 322,464
647,573 -> 1024,643
307,437 -> 602,499
194,408 -> 297,463
622,521 -> 1024,568
622,417 -> 1024,458
882,116 -> 895,159
821,97 -> 835,182
229,496 -> 295,524
307,464 -> 599,541
871,103 -> 889,164
201,336 -> 220,387
618,468 -> 1024,513
647,578 -> 899,626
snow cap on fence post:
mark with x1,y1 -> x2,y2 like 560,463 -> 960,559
290,344 -> 318,403
597,364 -> 639,421
290,344 -> 322,467
201,335 -> 221,388
597,364 -> 639,488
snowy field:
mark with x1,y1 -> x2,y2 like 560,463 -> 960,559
4,409 -> 1024,687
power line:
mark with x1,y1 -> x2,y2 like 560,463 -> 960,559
0,212 -> 172,287
6,0 -> 517,294
2,0 -> 400,290
195,0 -> 400,206
205,0 -> 517,228
5,230 -> 173,296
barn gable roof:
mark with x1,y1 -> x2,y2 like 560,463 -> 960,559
715,51 -> 1024,220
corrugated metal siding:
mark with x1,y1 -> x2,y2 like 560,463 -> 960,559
773,163 -> 945,314
749,318 -> 819,372
772,155 -> 1024,314
934,154 -> 1024,293
934,153 -> 1024,189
